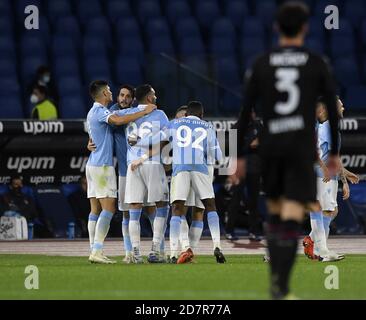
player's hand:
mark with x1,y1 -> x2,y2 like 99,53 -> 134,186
144,104 -> 157,115
250,138 -> 259,149
343,182 -> 350,200
229,157 -> 246,181
327,155 -> 341,176
321,165 -> 331,183
346,171 -> 360,184
131,158 -> 144,171
87,140 -> 96,152
128,133 -> 139,146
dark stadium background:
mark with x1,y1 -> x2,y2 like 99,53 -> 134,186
0,0 -> 365,238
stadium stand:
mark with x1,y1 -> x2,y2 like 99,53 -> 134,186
0,0 -> 365,117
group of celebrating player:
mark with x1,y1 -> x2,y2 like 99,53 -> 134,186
85,82 -> 226,265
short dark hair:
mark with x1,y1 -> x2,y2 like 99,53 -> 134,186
89,80 -> 108,100
33,84 -> 48,96
135,84 -> 152,102
187,101 -> 204,117
175,105 -> 188,115
276,2 -> 310,38
317,95 -> 339,105
119,84 -> 135,99
10,175 -> 23,183
36,65 -> 50,76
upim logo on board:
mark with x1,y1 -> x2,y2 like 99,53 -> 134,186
23,121 -> 64,135
7,157 -> 56,173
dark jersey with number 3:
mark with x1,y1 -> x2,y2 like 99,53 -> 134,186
237,46 -> 339,159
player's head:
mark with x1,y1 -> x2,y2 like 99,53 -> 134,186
89,80 -> 113,104
175,105 -> 188,119
117,84 -> 135,109
36,65 -> 51,84
135,84 -> 157,105
275,2 -> 309,39
10,175 -> 23,193
316,96 -> 344,120
336,97 -> 345,118
31,84 -> 47,104
186,101 -> 204,119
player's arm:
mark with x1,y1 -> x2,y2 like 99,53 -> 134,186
342,167 -> 360,184
108,104 -> 157,126
318,58 -> 340,172
131,141 -> 169,171
318,158 -> 331,183
339,164 -> 350,200
87,138 -> 96,152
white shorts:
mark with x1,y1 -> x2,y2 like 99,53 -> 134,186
316,177 -> 338,211
86,165 -> 117,199
125,162 -> 169,204
185,167 -> 214,209
171,170 -> 215,205
118,176 -> 129,211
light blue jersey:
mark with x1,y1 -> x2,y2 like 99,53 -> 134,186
114,105 -> 169,165
86,102 -> 114,167
109,103 -> 128,176
139,116 -> 222,176
315,120 -> 341,179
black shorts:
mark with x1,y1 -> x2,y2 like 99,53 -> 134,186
262,156 -> 316,204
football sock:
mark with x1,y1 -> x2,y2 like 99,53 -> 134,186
179,215 -> 190,251
147,210 -> 156,230
189,220 -> 204,250
323,214 -> 333,240
152,206 -> 169,252
129,208 -> 142,256
169,215 -> 181,258
160,217 -> 167,254
207,211 -> 221,249
310,211 -> 328,256
122,217 -> 132,254
92,210 -> 113,253
88,213 -> 98,250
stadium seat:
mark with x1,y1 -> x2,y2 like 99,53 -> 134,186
308,16 -> 325,40
333,18 -> 353,37
210,37 -> 236,57
51,35 -> 78,59
15,0 -> 41,23
115,17 -> 140,39
241,17 -> 265,37
345,85 -> 366,111
344,0 -> 366,29
20,35 -> 48,62
57,76 -> 83,96
34,185 -> 76,237
333,58 -> 361,88
213,57 -> 241,87
330,35 -> 355,58
146,55 -> 179,85
145,17 -> 171,38
360,19 -> 366,48
305,36 -> 325,54
224,0 -> 249,29
107,0 -> 132,24
211,17 -> 236,41
222,90 -> 242,113
0,36 -> 15,60
59,95 -> 87,119
195,0 -> 221,30
148,35 -> 175,55
0,97 -> 24,118
0,0 -> 11,16
254,0 -> 276,27
0,15 -> 14,38
53,57 -> 80,79
165,0 -> 191,25
240,37 -> 266,60
182,56 -> 209,77
82,36 -> 108,59
179,36 -> 206,56
116,36 -> 145,65
137,0 -> 162,23
85,17 -> 112,48
76,0 -> 102,26
84,57 -> 112,83
47,0 -> 72,24
21,56 -> 48,83
115,56 -> 143,86
0,78 -> 20,95
54,16 -> 82,45
174,17 -> 201,41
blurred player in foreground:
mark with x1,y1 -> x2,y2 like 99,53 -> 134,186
234,3 -> 340,299
303,97 -> 359,261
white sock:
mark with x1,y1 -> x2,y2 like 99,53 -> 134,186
122,216 -> 132,254
179,215 -> 190,251
189,220 -> 203,250
152,206 -> 169,252
169,215 -> 181,258
207,211 -> 221,250
92,210 -> 113,254
88,213 -> 98,250
310,211 -> 328,256
323,214 -> 333,240
129,208 -> 142,255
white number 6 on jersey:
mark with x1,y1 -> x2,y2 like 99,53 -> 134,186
274,68 -> 300,115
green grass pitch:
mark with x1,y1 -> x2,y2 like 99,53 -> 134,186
1,254 -> 365,300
